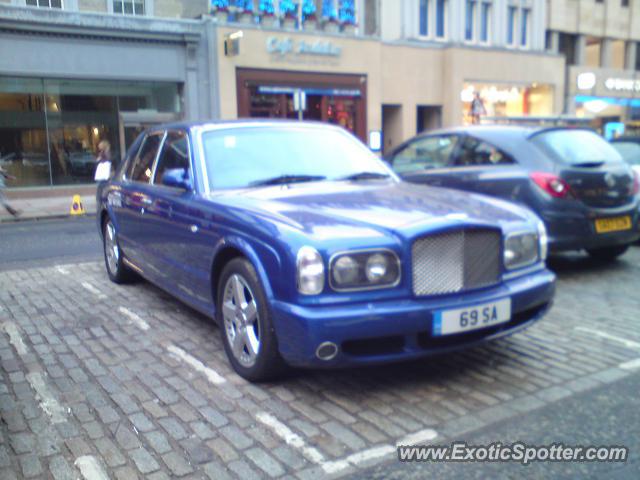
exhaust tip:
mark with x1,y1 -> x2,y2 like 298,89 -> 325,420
316,342 -> 338,361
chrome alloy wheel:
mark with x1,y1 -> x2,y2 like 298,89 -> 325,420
222,274 -> 261,368
104,221 -> 119,275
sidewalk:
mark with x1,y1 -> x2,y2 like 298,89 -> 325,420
1,186 -> 97,223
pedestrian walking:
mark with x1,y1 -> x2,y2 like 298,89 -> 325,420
0,166 -> 20,217
94,140 -> 112,182
470,92 -> 487,125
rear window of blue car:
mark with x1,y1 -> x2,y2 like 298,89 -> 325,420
531,130 -> 624,166
612,141 -> 640,165
201,126 -> 389,190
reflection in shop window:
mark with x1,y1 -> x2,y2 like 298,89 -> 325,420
25,0 -> 63,8
113,0 -> 145,15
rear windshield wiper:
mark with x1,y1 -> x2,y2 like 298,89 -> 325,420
338,172 -> 391,181
570,160 -> 606,168
249,174 -> 326,187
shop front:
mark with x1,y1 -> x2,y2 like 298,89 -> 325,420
570,67 -> 640,136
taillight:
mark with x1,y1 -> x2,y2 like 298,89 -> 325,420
530,172 -> 573,199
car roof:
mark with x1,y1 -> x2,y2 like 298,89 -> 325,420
147,119 -> 345,133
423,125 -> 596,141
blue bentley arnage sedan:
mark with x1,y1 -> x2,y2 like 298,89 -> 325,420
98,121 -> 555,381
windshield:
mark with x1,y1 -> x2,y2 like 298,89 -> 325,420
611,141 -> 640,166
201,126 -> 391,190
531,129 -> 624,165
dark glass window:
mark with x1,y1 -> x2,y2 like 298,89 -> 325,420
392,135 -> 458,173
153,131 -> 190,185
26,0 -> 62,8
507,6 -> 517,45
521,8 -> 530,47
113,0 -> 145,15
480,2 -> 491,43
465,0 -> 476,41
435,0 -> 446,38
420,0 -> 429,36
129,134 -> 162,183
453,136 -> 515,167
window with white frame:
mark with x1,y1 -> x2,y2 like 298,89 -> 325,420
520,7 -> 530,47
506,5 -> 517,46
435,0 -> 446,39
25,0 -> 62,8
113,0 -> 145,15
419,0 -> 429,36
465,0 -> 476,41
479,1 -> 491,43
417,0 -> 447,40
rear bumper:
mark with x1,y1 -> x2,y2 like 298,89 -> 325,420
270,267 -> 556,368
540,200 -> 640,252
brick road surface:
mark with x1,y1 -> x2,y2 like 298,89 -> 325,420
1,248 -> 640,478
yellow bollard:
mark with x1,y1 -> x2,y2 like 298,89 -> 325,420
70,194 -> 86,216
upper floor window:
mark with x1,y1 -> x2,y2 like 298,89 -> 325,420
480,2 -> 491,43
465,0 -> 476,41
520,7 -> 530,47
419,0 -> 429,36
507,5 -> 517,46
26,0 -> 62,8
621,0 -> 629,6
114,0 -> 145,15
435,0 -> 447,38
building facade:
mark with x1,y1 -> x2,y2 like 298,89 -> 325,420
1,0 -> 566,189
546,0 -> 640,135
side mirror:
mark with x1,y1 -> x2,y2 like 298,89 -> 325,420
161,168 -> 192,191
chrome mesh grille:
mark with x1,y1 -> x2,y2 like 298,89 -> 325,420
412,229 -> 501,296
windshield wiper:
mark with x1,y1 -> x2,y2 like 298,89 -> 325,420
338,172 -> 391,181
249,174 -> 327,187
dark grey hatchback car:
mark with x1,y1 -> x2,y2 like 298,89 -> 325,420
386,126 -> 640,259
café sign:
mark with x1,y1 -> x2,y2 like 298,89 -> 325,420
267,36 -> 342,57
604,77 -> 640,93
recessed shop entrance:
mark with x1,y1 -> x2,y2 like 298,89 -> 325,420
236,68 -> 367,142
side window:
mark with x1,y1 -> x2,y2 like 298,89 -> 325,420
128,133 -> 163,183
153,131 -> 190,185
391,136 -> 459,174
453,136 -> 515,167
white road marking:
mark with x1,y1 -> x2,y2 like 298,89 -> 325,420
81,282 -> 107,300
619,358 -> 640,371
74,455 -> 110,480
396,428 -> 438,446
574,327 -> 640,350
118,307 -> 150,331
167,345 -> 226,385
56,266 -> 70,275
26,372 -> 67,424
255,411 -> 326,464
2,322 -> 28,355
322,445 -> 397,474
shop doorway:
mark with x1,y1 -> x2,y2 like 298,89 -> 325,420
382,104 -> 403,154
417,106 -> 442,133
237,69 -> 366,142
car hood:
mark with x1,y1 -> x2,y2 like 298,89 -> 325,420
204,181 -> 533,240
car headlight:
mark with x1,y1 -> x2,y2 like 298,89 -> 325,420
330,250 -> 400,291
297,246 -> 324,295
504,232 -> 539,270
537,220 -> 548,261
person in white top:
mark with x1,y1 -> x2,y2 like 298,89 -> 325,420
94,140 -> 112,182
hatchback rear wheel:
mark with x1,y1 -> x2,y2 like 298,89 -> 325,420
217,258 -> 286,382
586,244 -> 629,261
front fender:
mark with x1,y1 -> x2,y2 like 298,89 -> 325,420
210,235 -> 283,304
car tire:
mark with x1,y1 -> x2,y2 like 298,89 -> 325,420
217,258 -> 287,382
586,244 -> 630,261
103,217 -> 135,284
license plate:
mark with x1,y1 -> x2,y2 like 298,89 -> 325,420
433,299 -> 511,336
594,216 -> 632,234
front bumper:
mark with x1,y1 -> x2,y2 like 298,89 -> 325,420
541,201 -> 640,252
270,267 -> 555,368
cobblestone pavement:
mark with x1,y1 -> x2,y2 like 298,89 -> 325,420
1,248 -> 640,479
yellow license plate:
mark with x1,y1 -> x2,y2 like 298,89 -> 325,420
595,216 -> 632,234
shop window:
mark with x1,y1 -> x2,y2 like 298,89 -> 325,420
25,0 -> 62,8
520,8 -> 530,47
113,0 -> 145,15
453,137 -> 515,167
506,5 -> 517,46
391,136 -> 458,174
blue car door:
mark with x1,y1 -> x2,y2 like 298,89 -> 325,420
449,135 -> 530,203
143,130 -> 214,309
389,135 -> 460,187
117,132 -> 165,269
